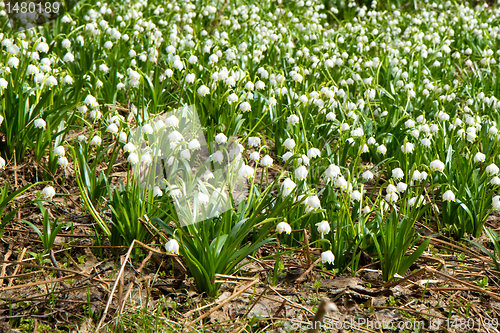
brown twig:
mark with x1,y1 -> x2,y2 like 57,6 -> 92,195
0,274 -> 77,292
208,0 -> 229,35
97,240 -> 136,330
8,247 -> 26,287
0,245 -> 13,287
184,279 -> 259,329
295,258 -> 321,284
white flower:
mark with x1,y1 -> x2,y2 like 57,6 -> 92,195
168,186 -> 182,197
261,155 -> 273,167
54,146 -> 65,157
0,78 -> 8,90
180,149 -> 191,160
141,124 -> 154,135
362,170 -> 373,180
215,133 -> 227,144
421,138 -> 431,147
408,195 -> 425,207
283,138 -> 296,150
165,69 -> 174,77
34,119 -> 46,129
412,170 -> 421,181
227,93 -> 238,104
197,192 -> 209,205
248,137 -> 261,147
239,101 -> 251,112
238,165 -> 255,179
401,142 -> 414,154
392,168 -> 404,180
287,114 -> 300,125
474,152 -> 486,163
186,73 -> 195,83
123,142 -> 136,153
211,151 -> 224,163
405,119 -> 415,128
385,192 -> 399,203
351,190 -> 362,201
305,195 -> 321,212
486,164 -> 499,175
244,81 -> 254,90
281,178 -> 296,196
84,95 -> 98,108
197,85 -> 210,97
298,155 -> 310,166
325,164 -> 341,181
107,123 -> 119,135
63,75 -> 74,84
249,151 -> 260,162
58,156 -> 69,167
35,42 -> 49,53
351,127 -> 364,137
326,112 -> 336,121
165,116 -> 179,127
7,57 -> 19,68
282,152 -> 294,162
202,170 -> 214,181
165,239 -> 179,255
90,136 -> 102,146
173,60 -> 184,70
321,250 -> 335,264
386,184 -> 397,194
255,81 -> 265,90
335,177 -> 348,190
377,145 -> 387,154
188,55 -> 198,64
276,222 -> 292,234
155,119 -> 165,130
99,64 -> 109,72
233,144 -> 246,158
430,160 -> 445,172
128,153 -> 139,165
317,220 -> 330,236
153,186 -> 163,197
168,131 -> 183,143
491,177 -> 500,185
438,112 -> 450,121
307,148 -> 321,159
467,131 -> 476,142
295,165 -> 308,180
443,190 -> 455,202
77,105 -> 87,113
61,39 -> 71,48
397,182 -> 408,192
41,186 -> 56,199
188,139 -> 201,151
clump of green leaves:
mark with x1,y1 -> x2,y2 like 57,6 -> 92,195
23,200 -> 67,254
156,178 -> 294,297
